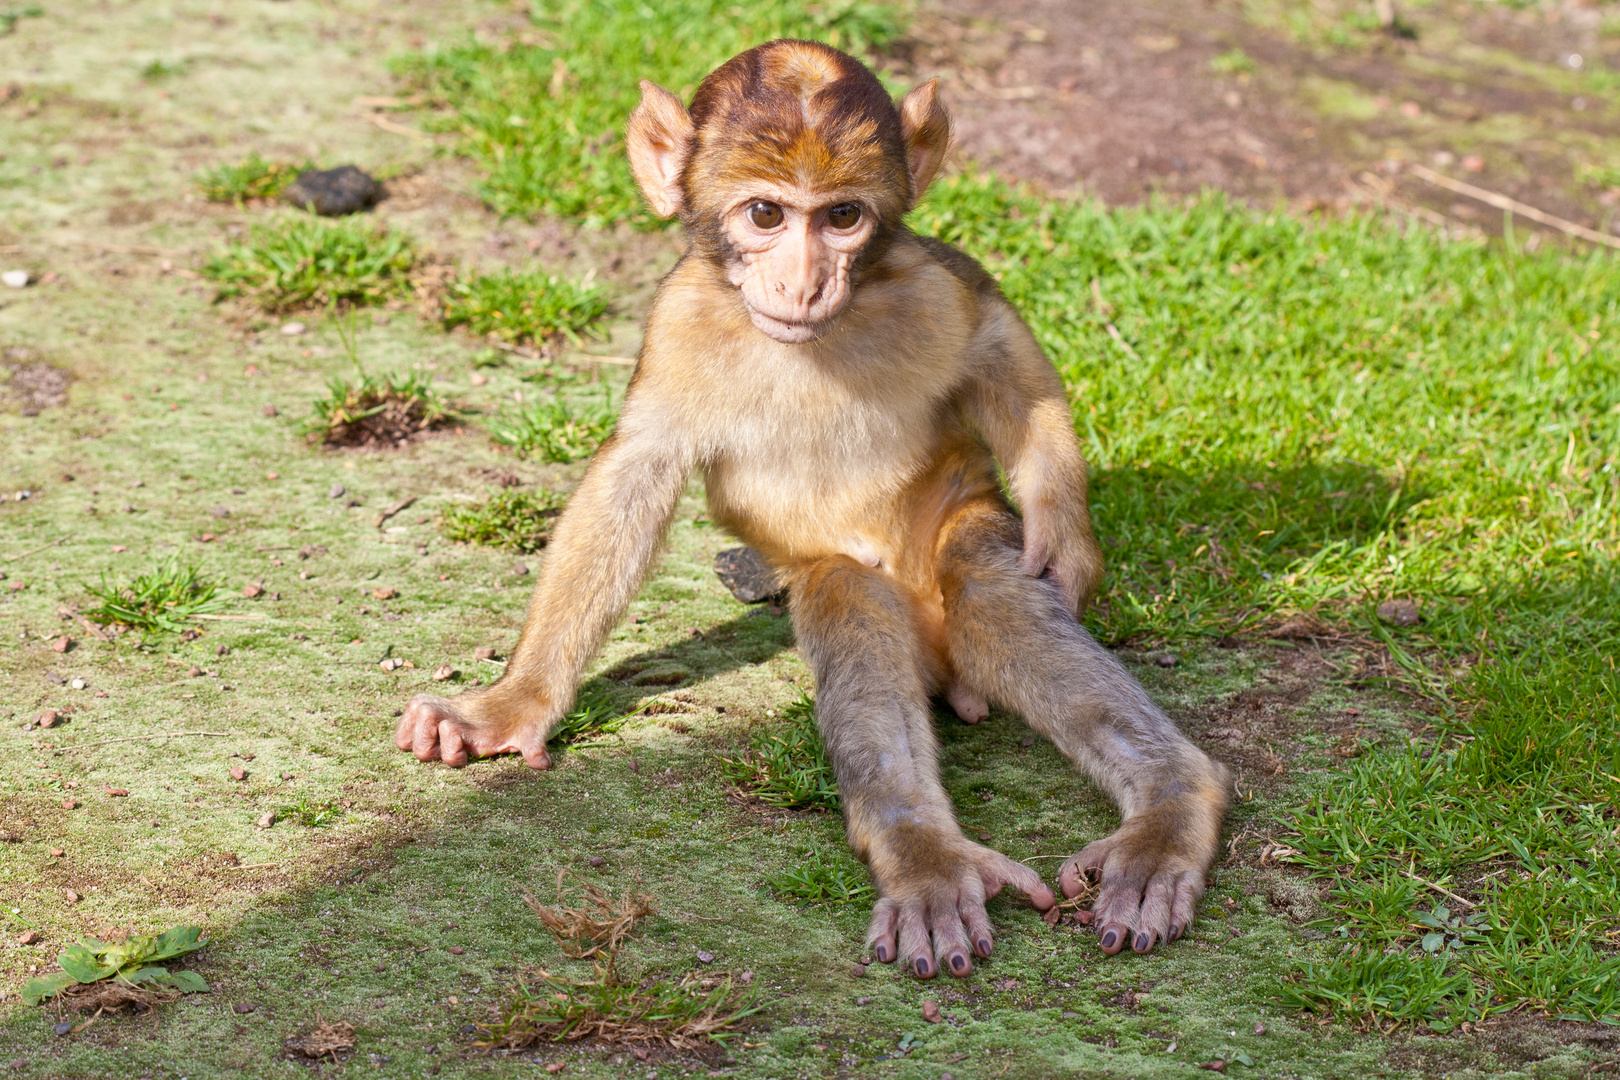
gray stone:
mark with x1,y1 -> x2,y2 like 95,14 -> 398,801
283,165 -> 384,216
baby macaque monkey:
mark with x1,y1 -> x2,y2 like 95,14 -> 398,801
396,39 -> 1229,976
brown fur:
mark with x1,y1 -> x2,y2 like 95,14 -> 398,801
395,40 -> 1226,976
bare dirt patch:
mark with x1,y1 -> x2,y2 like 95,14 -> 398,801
0,347 -> 69,415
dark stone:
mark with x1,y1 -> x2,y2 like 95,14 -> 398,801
282,165 -> 384,216
714,547 -> 785,604
1376,598 -> 1420,626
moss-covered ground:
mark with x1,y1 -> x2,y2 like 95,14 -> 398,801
3,1 -> 1619,1078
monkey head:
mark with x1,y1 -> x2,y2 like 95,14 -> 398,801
626,39 -> 951,344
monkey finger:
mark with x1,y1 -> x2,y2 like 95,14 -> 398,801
1167,871 -> 1204,944
438,723 -> 470,768
958,894 -> 996,959
513,728 -> 553,770
409,714 -> 443,763
865,898 -> 900,965
929,905 -> 973,978
1132,876 -> 1177,954
979,850 -> 1054,910
1062,837 -> 1118,897
896,902 -> 935,979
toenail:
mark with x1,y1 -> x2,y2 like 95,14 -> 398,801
1134,932 -> 1151,952
1100,931 -> 1118,950
915,958 -> 931,976
875,945 -> 891,962
976,937 -> 992,956
950,954 -> 967,972
1168,923 -> 1183,942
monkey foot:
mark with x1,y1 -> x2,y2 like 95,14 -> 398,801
944,681 -> 990,724
866,841 -> 1054,979
1057,800 -> 1223,956
394,693 -> 553,769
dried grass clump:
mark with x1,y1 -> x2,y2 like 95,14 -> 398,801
285,1015 -> 357,1061
480,967 -> 757,1052
523,868 -> 656,959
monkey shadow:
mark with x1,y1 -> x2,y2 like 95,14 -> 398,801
560,606 -> 796,737
1087,456 -> 1434,571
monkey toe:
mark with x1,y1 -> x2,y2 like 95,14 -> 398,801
944,681 -> 989,724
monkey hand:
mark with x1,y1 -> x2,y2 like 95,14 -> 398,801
865,827 -> 1054,979
394,687 -> 557,770
1056,774 -> 1229,955
1017,508 -> 1104,617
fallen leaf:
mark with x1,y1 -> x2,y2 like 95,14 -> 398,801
922,999 -> 942,1023
1199,1061 -> 1226,1073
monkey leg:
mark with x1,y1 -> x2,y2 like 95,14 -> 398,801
938,505 -> 1230,957
791,557 -> 1055,980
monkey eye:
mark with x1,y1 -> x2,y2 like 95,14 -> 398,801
747,201 -> 784,229
827,203 -> 862,230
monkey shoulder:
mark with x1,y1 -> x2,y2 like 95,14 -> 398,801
906,233 -> 1002,299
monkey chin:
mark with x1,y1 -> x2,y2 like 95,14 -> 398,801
746,307 -> 831,344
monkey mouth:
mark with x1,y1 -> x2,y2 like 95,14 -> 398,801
747,308 -> 829,344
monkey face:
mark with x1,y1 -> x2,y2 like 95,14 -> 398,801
718,185 -> 876,343
625,41 -> 951,344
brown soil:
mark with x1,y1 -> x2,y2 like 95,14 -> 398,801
893,0 -> 1620,243
1,347 -> 70,415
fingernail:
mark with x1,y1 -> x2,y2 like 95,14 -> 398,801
875,945 -> 891,963
915,957 -> 932,977
1134,931 -> 1152,953
1100,930 -> 1118,950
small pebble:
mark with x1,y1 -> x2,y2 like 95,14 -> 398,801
63,889 -> 80,904
431,664 -> 454,681
243,583 -> 264,598
922,999 -> 942,1023
695,950 -> 715,964
280,321 -> 306,336
2,269 -> 29,289
256,811 -> 276,829
48,849 -> 63,858
587,855 -> 605,867
69,678 -> 85,690
53,1021 -> 72,1037
850,963 -> 866,978
856,996 -> 873,1005
1020,735 -> 1035,747
473,645 -> 497,661
230,767 -> 246,781
328,483 -> 345,499
1156,653 -> 1178,668
1253,1023 -> 1267,1035
62,798 -> 77,810
50,637 -> 72,654
514,562 -> 529,575
232,1003 -> 256,1014
37,710 -> 61,729
17,931 -> 40,945
448,946 -> 464,955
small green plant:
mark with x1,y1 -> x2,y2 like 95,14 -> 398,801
140,59 -> 184,81
276,795 -> 344,828
297,368 -> 455,448
0,4 -> 41,34
196,154 -> 314,203
487,391 -> 617,462
481,965 -> 760,1050
441,267 -> 609,346
1415,903 -> 1490,954
1210,48 -> 1256,75
723,692 -> 839,810
442,488 -> 567,553
84,557 -> 225,634
765,848 -> 873,905
22,926 -> 209,1007
1278,947 -> 1482,1031
470,347 -> 508,369
202,214 -> 415,311
549,686 -> 648,746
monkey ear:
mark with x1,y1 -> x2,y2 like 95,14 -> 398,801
626,80 -> 695,219
899,77 -> 951,206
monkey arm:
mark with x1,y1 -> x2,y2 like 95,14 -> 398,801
961,303 -> 1104,615
396,405 -> 692,769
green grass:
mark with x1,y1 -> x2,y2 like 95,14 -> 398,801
764,847 -> 873,905
441,487 -> 567,553
910,173 -> 1620,1024
1209,48 -> 1256,75
274,795 -> 344,829
724,692 -> 840,811
486,389 -> 617,462
82,557 -> 227,635
297,368 -> 456,446
195,153 -> 314,203
441,266 -> 610,345
202,214 -> 416,311
392,0 -> 904,224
